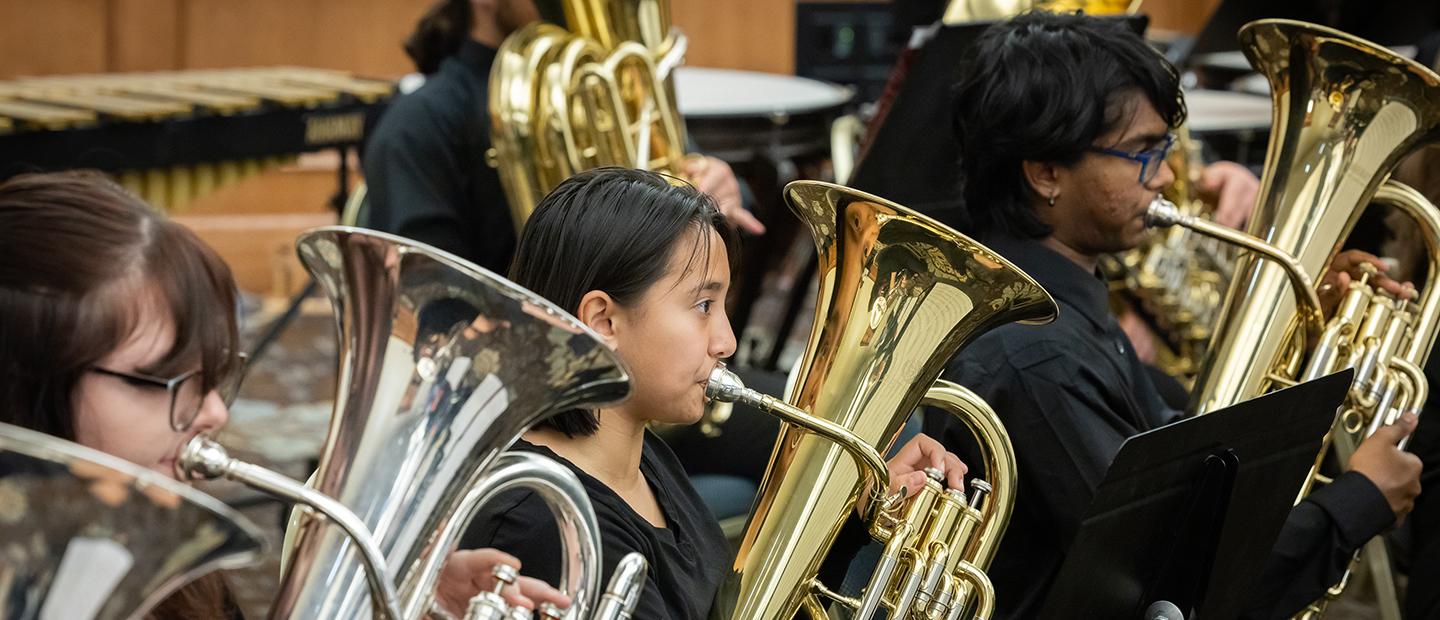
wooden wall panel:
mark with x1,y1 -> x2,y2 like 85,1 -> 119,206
179,0 -> 429,77
110,0 -> 182,72
673,0 -> 795,74
0,0 -> 107,78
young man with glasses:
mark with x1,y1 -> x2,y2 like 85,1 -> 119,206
924,11 -> 1424,619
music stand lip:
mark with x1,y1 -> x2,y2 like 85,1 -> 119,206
1040,368 -> 1354,620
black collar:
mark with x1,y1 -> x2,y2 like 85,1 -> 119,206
982,234 -> 1113,331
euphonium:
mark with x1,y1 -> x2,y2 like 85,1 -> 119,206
489,0 -> 691,228
1145,19 -> 1440,618
176,227 -> 637,619
707,181 -> 1058,620
0,421 -> 264,619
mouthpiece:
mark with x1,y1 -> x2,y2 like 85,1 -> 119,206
1145,198 -> 1183,228
706,363 -> 747,403
176,435 -> 232,481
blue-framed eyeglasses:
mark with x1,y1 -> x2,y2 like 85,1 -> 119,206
1087,133 -> 1176,184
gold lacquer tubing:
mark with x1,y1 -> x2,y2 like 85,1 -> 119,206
1146,198 -> 1325,348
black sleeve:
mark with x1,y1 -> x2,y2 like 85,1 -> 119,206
361,102 -> 473,257
459,489 -> 567,585
1242,471 -> 1394,619
930,347 -> 1133,550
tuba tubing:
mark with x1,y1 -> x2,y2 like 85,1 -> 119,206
176,435 -> 405,619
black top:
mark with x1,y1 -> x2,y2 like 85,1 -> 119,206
460,432 -> 731,620
361,41 -> 517,274
923,234 -> 1395,620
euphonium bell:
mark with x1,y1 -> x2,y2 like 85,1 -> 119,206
186,227 -> 633,619
0,421 -> 264,620
707,181 -> 1057,620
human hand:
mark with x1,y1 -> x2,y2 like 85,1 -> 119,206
434,549 -> 572,617
1348,411 -> 1423,527
683,155 -> 765,235
1197,160 -> 1259,229
882,432 -> 968,499
1317,250 -> 1412,315
1117,307 -> 1158,364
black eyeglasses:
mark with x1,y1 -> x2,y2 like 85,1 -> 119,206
1087,133 -> 1176,184
89,352 -> 250,431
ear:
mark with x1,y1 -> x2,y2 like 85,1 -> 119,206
576,290 -> 620,348
1021,159 -> 1063,207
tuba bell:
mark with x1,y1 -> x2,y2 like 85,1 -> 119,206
707,181 -> 1058,620
178,227 -> 638,619
0,421 -> 264,619
1144,19 -> 1440,618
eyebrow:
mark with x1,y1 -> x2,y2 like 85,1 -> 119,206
1118,131 -> 1170,150
694,280 -> 725,295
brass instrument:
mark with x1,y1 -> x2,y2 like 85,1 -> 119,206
941,0 -> 1138,24
177,226 -> 642,619
489,0 -> 691,228
1105,126 -> 1236,378
707,181 -> 1058,620
1149,19 -> 1440,618
0,421 -> 264,619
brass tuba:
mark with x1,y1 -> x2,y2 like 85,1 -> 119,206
706,181 -> 1058,620
179,227 -> 637,619
1145,19 -> 1440,618
489,0 -> 691,228
0,421 -> 264,619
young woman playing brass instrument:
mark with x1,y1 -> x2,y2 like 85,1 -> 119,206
0,171 -> 568,618
461,167 -> 969,619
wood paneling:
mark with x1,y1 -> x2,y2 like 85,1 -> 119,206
0,0 -> 107,78
110,0 -> 182,72
1142,0 -> 1221,36
673,0 -> 795,74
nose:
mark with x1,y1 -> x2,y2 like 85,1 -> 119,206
190,390 -> 230,435
1148,159 -> 1177,191
712,312 -> 738,361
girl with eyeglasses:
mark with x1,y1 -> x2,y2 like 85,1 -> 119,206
0,171 -> 567,618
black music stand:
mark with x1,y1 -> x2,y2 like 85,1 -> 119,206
1039,369 -> 1354,620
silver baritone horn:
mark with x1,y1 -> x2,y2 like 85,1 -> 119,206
177,227 -> 645,619
0,421 -> 265,620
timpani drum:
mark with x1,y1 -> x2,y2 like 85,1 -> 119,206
674,67 -> 853,166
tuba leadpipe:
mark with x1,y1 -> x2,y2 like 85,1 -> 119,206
706,181 -> 1057,620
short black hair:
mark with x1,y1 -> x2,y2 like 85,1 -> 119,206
951,11 -> 1186,238
508,167 -> 735,437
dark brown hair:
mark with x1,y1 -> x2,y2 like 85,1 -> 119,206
0,171 -> 240,439
405,0 -> 475,74
0,171 -> 243,618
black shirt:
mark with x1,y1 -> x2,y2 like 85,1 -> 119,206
460,432 -> 731,620
362,40 -> 516,273
923,234 -> 1395,619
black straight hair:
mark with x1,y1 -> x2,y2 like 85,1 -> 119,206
509,167 -> 735,437
951,10 -> 1187,238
